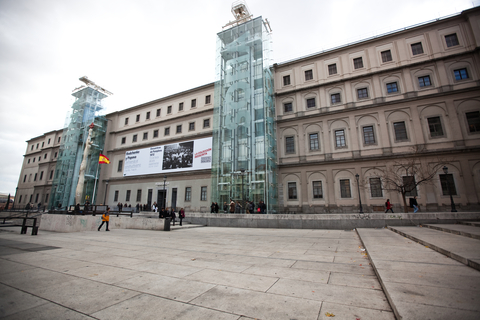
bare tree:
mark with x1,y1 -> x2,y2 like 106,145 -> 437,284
373,147 -> 447,213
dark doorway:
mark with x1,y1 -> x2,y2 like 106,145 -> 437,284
147,189 -> 153,211
171,188 -> 177,211
157,189 -> 166,209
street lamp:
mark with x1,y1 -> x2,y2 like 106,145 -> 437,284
442,166 -> 457,212
355,173 -> 363,214
240,169 -> 245,213
162,175 -> 167,210
103,180 -> 109,206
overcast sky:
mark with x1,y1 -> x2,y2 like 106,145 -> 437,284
0,0 -> 477,194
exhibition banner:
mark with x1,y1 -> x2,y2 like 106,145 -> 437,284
123,137 -> 212,177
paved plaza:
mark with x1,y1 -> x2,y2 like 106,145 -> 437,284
0,223 -> 479,319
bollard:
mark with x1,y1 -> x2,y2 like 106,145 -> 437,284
164,217 -> 171,231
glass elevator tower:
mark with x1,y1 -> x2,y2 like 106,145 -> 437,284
49,78 -> 110,209
211,5 -> 277,213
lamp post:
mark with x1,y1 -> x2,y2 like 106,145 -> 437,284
162,175 -> 167,210
355,173 -> 363,214
442,166 -> 457,212
240,169 -> 245,213
103,180 -> 109,206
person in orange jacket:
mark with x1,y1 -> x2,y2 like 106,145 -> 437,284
98,207 -> 110,231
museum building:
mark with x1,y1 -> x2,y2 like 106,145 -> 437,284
15,5 -> 480,213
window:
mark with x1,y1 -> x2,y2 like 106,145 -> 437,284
125,118 -> 129,125
386,82 -> 398,93
23,175 -> 26,183
445,33 -> 459,47
121,137 -> 126,145
283,75 -> 291,86
309,133 -> 319,151
146,112 -> 150,120
156,108 -> 161,117
179,102 -> 184,111
36,143 -> 39,149
284,102 -> 293,113
381,50 -> 392,63
35,194 -> 39,203
19,195 -> 22,203
44,154 -> 47,159
185,187 -> 192,201
288,182 -> 297,200
403,176 -> 418,196
28,159 -> 30,164
41,142 -> 44,148
33,158 -> 35,163
418,75 -> 431,87
34,173 -> 37,181
189,122 -> 195,131
313,181 -> 323,199
427,117 -> 444,137
132,134 -> 137,142
305,69 -> 313,81
466,111 -> 480,133
167,106 -> 172,114
136,189 -> 142,202
45,194 -> 49,203
285,136 -> 295,154
370,178 -> 382,197
114,190 -> 119,202
306,98 -> 316,108
335,130 -> 346,148
38,156 -> 41,162
328,64 -> 337,75
191,99 -> 196,108
31,145 -> 34,151
126,190 -> 131,202
29,195 -> 33,202
340,179 -> 351,198
54,152 -> 57,158
205,95 -> 211,104
200,186 -> 207,201
153,130 -> 159,138
411,42 -> 424,55
357,88 -> 368,99
57,137 -> 61,143
49,170 -> 53,180
165,127 -> 170,135
143,132 -> 148,140
118,160 -> 123,173
363,126 -> 375,145
48,138 -> 51,144
176,125 -> 182,134
136,114 -> 140,122
331,93 -> 341,104
39,171 -> 43,180
353,57 -> 363,69
454,68 -> 468,80
440,174 -> 457,196
393,122 -> 408,141
203,119 -> 210,128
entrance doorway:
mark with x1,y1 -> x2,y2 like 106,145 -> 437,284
157,189 -> 166,209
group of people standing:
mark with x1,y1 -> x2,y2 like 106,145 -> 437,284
222,199 -> 266,214
158,206 -> 185,226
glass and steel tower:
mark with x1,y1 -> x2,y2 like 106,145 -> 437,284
211,2 -> 277,213
49,77 -> 111,209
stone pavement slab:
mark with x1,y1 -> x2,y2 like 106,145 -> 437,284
0,227 -> 395,319
389,225 -> 480,270
357,228 -> 480,320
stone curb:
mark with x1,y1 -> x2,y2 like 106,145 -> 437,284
422,224 -> 480,240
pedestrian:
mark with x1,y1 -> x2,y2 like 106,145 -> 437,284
229,199 -> 235,213
211,202 -> 216,213
152,202 -> 157,213
98,207 -> 110,231
248,201 -> 254,214
258,200 -> 266,214
136,203 -> 140,213
235,201 -> 242,213
118,202 -> 123,212
385,199 -> 394,213
169,207 -> 176,226
159,207 -> 166,218
179,208 -> 185,226
214,202 -> 219,213
223,202 -> 228,213
410,196 -> 419,213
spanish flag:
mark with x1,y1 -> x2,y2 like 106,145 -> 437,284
99,154 -> 110,164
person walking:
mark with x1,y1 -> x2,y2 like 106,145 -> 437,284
210,202 -> 216,213
98,207 -> 110,231
229,199 -> 235,213
169,207 -> 176,226
410,196 -> 419,213
258,200 -> 266,214
214,202 -> 219,213
385,199 -> 394,213
179,208 -> 185,226
223,202 -> 228,213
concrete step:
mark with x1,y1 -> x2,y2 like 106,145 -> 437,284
388,225 -> 480,271
357,228 -> 480,320
422,223 -> 480,240
459,221 -> 480,227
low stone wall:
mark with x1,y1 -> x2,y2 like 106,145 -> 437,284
40,214 -> 165,232
184,212 -> 480,229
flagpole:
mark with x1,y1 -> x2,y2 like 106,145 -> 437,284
92,160 -> 100,204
